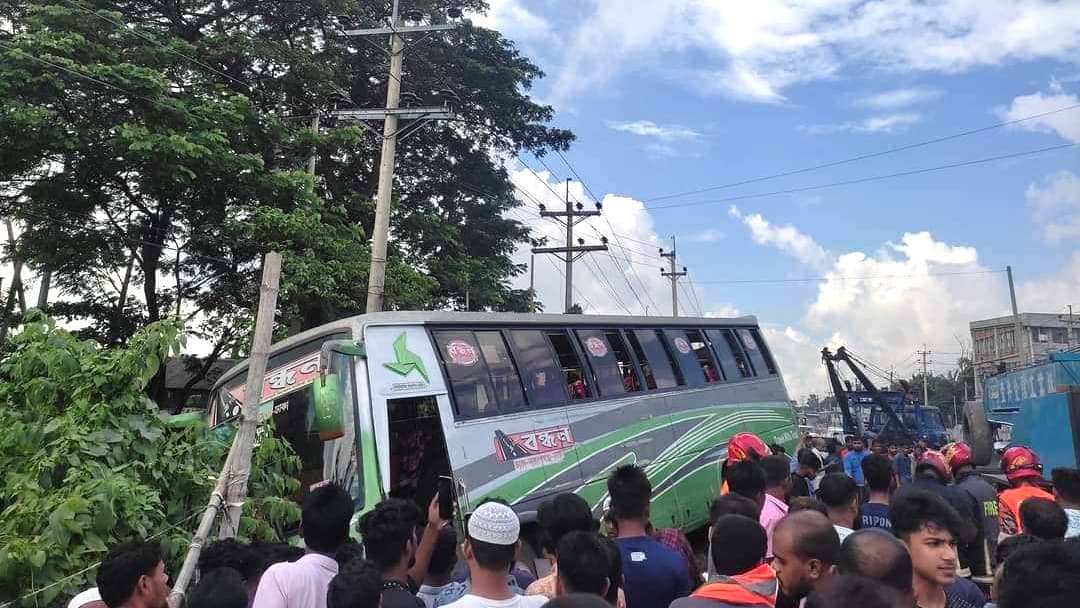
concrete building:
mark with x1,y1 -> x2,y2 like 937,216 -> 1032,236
970,312 -> 1080,396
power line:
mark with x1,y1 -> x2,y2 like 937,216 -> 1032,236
643,102 -> 1080,203
692,268 -> 1005,284
646,143 -> 1078,210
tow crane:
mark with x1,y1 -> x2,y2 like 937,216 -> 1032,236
821,346 -> 950,447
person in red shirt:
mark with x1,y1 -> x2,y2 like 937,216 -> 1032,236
998,446 -> 1054,539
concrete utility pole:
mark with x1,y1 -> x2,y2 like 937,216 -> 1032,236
660,236 -> 687,317
917,345 -> 932,407
334,3 -> 457,313
1006,265 -> 1029,365
529,253 -> 536,312
532,179 -> 607,313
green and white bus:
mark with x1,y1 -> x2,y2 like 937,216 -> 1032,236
207,312 -> 797,542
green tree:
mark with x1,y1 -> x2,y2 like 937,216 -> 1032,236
0,313 -> 300,607
1,0 -> 569,379
566,303 -> 584,314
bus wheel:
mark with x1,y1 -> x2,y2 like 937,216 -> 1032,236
963,401 -> 992,466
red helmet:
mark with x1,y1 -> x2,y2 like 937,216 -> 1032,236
726,432 -> 771,464
917,449 -> 950,480
1001,446 -> 1043,483
941,442 -> 973,474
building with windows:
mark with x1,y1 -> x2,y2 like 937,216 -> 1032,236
970,312 -> 1079,396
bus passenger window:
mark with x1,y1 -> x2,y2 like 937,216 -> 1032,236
605,330 -> 642,393
507,330 -> 569,407
722,329 -> 754,378
662,329 -> 706,387
737,329 -> 769,377
748,328 -> 778,375
625,331 -> 657,390
686,329 -> 722,382
433,331 -> 497,418
545,330 -> 592,400
475,331 -> 527,413
575,329 -> 636,396
630,329 -> 682,389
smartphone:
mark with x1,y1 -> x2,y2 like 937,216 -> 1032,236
437,475 -> 454,521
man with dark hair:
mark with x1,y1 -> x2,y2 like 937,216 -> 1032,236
555,532 -> 612,598
710,494 -> 760,522
804,575 -> 909,608
254,484 -> 354,608
727,460 -> 767,509
817,474 -> 858,542
837,529 -> 913,597
527,494 -> 597,599
1018,498 -> 1067,540
770,511 -> 839,604
199,539 -> 265,606
759,456 -> 791,560
669,515 -> 777,608
789,449 -> 821,499
890,489 -> 975,608
443,502 -> 546,608
327,559 -> 383,608
358,499 -> 425,608
418,528 -> 458,608
1050,467 -> 1080,537
787,497 -> 826,516
597,538 -> 622,607
842,437 -> 867,498
188,568 -> 248,608
607,465 -> 691,608
542,595 -> 611,608
857,454 -> 894,531
998,540 -> 1080,608
95,540 -> 169,608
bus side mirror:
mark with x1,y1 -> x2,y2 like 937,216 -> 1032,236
314,340 -> 366,441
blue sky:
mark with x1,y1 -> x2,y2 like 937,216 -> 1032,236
475,0 -> 1080,398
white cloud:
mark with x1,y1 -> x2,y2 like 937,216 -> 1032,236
469,0 -> 551,42
507,165 -> 675,315
729,205 -> 832,271
685,228 -> 725,243
997,84 -> 1080,143
607,120 -> 702,142
550,1 -> 1080,105
853,87 -> 943,110
800,112 -> 922,135
1026,170 -> 1080,242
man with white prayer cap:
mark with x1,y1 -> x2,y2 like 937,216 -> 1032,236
442,502 -> 547,608
68,588 -> 107,608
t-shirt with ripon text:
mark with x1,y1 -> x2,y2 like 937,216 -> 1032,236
858,502 -> 892,531
615,536 -> 693,608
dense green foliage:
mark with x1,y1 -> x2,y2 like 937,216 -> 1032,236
0,314 -> 301,607
0,0 -> 570,367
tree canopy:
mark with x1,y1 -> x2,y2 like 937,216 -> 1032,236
0,0 -> 571,363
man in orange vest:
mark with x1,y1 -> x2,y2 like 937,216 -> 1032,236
998,445 -> 1054,539
671,514 -> 778,608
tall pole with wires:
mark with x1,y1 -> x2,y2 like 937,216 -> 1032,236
660,236 -> 686,317
532,179 -> 607,313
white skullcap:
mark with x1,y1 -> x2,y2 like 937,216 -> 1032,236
468,502 -> 520,546
67,588 -> 101,608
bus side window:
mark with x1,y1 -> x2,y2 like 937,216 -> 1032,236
748,328 -> 778,375
433,330 -> 497,419
686,329 -> 722,382
575,329 -> 635,396
605,330 -> 643,393
625,330 -> 657,390
721,329 -> 754,378
475,331 -> 528,413
630,329 -> 682,389
736,329 -> 769,377
662,329 -> 706,387
508,330 -> 570,407
545,330 -> 592,400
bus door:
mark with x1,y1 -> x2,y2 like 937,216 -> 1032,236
365,325 -> 458,516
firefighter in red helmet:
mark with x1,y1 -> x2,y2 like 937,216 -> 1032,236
998,445 -> 1053,538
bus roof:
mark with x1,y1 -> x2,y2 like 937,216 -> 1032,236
210,311 -> 762,392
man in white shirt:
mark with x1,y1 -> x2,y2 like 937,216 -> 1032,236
1051,467 -> 1080,538
253,484 -> 354,608
443,502 -> 547,608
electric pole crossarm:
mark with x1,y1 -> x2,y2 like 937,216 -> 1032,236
531,245 -> 609,254
343,23 -> 457,36
539,210 -> 602,218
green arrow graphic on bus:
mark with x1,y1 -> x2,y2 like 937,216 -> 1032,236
384,332 -> 429,382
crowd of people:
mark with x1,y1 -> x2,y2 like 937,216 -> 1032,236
73,432 -> 1080,608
